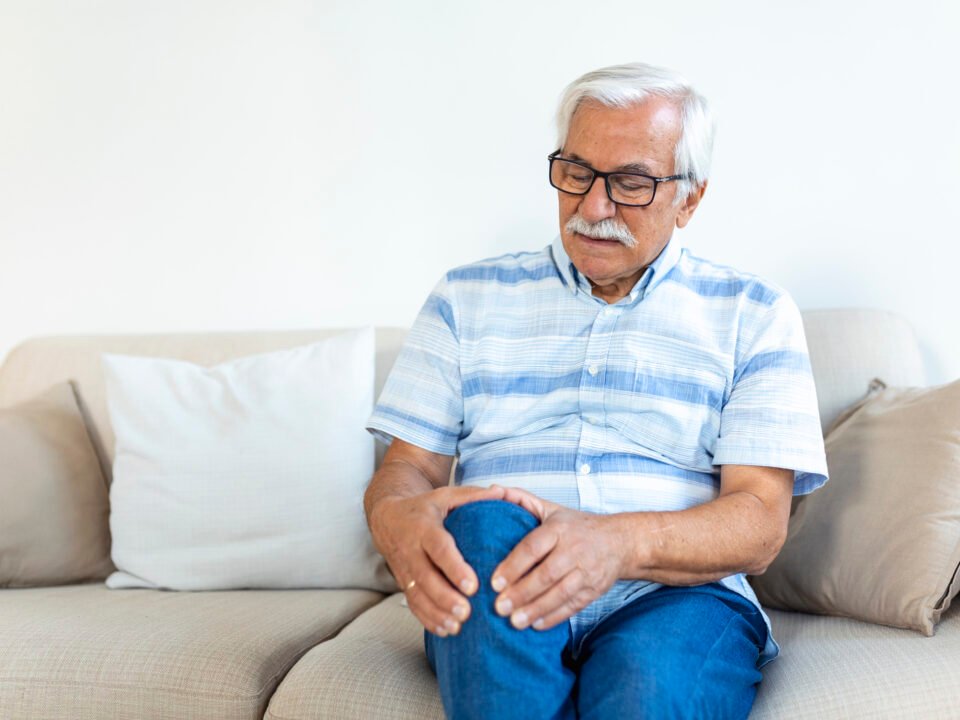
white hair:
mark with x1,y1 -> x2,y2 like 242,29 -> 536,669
555,62 -> 715,205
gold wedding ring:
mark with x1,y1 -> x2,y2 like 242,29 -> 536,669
405,579 -> 416,592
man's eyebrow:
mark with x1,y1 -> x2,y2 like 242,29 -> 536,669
615,161 -> 656,174
566,152 -> 655,175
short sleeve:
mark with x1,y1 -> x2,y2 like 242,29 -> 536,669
365,273 -> 463,455
712,293 -> 829,495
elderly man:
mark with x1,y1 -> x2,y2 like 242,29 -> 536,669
364,62 -> 828,719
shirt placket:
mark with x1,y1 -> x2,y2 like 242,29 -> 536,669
575,303 -> 621,513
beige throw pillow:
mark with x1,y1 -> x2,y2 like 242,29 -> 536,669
0,381 -> 113,587
751,377 -> 960,634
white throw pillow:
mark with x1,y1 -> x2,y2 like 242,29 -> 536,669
102,327 -> 395,592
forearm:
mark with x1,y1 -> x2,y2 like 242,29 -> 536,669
363,458 -> 434,530
613,491 -> 784,585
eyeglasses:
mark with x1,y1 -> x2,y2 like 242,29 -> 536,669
548,150 -> 691,207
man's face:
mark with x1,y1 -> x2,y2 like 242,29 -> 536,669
557,97 -> 704,299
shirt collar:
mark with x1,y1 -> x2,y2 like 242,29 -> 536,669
550,233 -> 683,302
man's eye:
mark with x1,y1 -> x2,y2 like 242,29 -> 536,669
615,180 -> 653,192
568,173 -> 592,183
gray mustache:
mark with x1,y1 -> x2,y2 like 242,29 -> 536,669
565,215 -> 637,247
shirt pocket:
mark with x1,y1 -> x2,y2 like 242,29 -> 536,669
608,348 -> 730,467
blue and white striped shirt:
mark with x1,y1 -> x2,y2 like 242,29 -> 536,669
367,233 -> 829,668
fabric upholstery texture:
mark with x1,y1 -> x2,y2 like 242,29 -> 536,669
799,309 -> 925,433
0,381 -> 113,587
103,328 -> 394,592
265,591 -> 960,720
0,584 -> 383,720
751,603 -> 960,719
752,377 -> 960,634
265,593 -> 443,720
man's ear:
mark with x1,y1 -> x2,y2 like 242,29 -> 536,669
675,181 -> 707,229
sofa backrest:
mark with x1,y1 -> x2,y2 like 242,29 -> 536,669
800,308 -> 926,430
0,309 -> 927,484
0,328 -> 407,483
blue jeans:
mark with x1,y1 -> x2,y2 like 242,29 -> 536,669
424,500 -> 767,719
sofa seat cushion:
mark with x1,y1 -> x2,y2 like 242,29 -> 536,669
265,593 -> 442,720
266,592 -> 960,720
0,583 -> 383,720
752,602 -> 960,718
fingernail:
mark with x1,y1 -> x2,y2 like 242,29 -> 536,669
444,618 -> 461,635
491,576 -> 507,592
533,618 -> 545,630
435,625 -> 448,637
495,597 -> 513,616
460,578 -> 477,595
511,611 -> 529,629
452,603 -> 469,620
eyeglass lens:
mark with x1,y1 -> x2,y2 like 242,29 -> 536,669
550,157 -> 657,205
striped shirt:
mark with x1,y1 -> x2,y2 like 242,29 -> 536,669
366,233 -> 829,668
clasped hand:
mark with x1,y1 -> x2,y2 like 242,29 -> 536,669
488,485 -> 626,631
369,484 -> 627,636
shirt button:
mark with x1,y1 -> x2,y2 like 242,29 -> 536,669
588,364 -> 598,376
579,463 -> 591,475
602,307 -> 612,316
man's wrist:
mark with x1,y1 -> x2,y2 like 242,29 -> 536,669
606,511 -> 658,580
367,493 -> 405,535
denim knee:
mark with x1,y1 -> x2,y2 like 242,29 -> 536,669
427,500 -> 576,720
443,499 -> 539,579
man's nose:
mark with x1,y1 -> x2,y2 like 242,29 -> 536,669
578,176 -> 617,223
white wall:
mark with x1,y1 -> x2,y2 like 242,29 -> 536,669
2,0 -> 958,383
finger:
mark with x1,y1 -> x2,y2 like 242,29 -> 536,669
490,525 -> 559,592
420,526 -> 479,609
491,484 -> 547,519
494,551 -> 573,620
410,561 -> 472,628
401,559 -> 466,637
441,484 -> 507,513
510,567 -> 591,631
408,594 -> 461,637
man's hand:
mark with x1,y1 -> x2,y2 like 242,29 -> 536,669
488,485 -> 627,631
369,484 -> 507,637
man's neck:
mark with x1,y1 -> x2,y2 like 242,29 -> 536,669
591,286 -> 628,304
588,272 -> 645,304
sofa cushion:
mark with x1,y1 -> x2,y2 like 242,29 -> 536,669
265,593 -> 442,720
751,603 -> 960,718
0,584 -> 383,720
103,328 -> 395,592
0,381 -> 113,587
752,376 -> 960,635
265,592 -> 960,720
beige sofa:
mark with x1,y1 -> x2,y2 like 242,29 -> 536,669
1,310 -> 958,719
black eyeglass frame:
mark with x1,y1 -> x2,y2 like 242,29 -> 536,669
547,150 -> 692,207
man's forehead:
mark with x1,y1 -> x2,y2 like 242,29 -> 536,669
563,98 -> 681,171
568,96 -> 682,133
